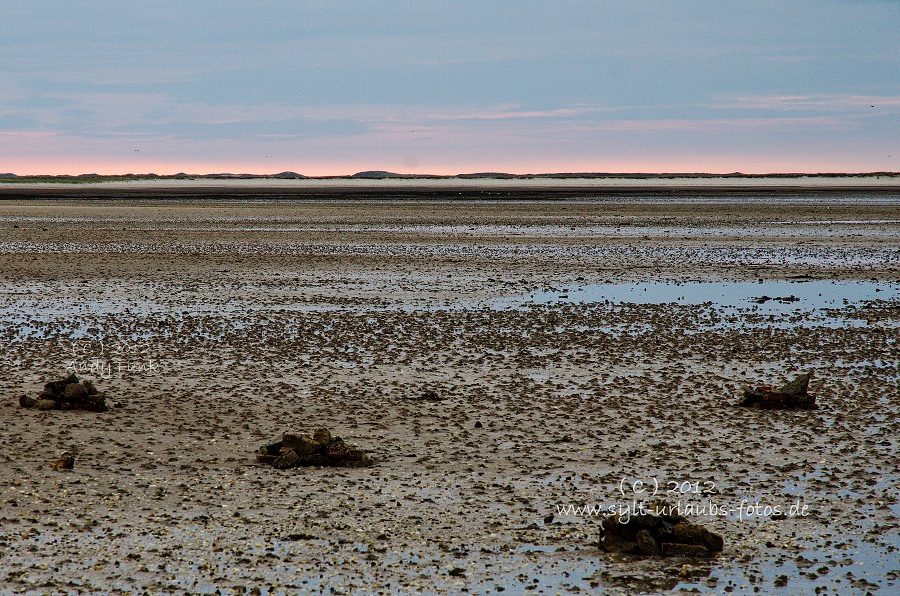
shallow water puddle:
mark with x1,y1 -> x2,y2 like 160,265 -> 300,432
499,280 -> 898,311
678,540 -> 900,594
493,280 -> 900,329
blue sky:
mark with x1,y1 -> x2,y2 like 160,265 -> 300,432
1,1 -> 898,175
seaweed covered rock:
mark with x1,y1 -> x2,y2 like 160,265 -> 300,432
257,428 -> 374,468
600,505 -> 723,557
18,373 -> 108,412
739,373 -> 816,409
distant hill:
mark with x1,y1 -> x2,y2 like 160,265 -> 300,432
458,172 -> 517,179
351,171 -> 405,179
1,171 -> 898,184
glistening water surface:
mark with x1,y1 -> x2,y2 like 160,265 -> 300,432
496,279 -> 898,311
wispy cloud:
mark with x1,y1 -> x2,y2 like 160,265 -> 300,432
425,105 -> 622,121
430,115 -> 846,135
713,94 -> 900,111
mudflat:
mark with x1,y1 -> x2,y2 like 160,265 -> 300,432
1,190 -> 899,594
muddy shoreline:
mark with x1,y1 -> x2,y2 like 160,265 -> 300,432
1,197 -> 899,594
2,177 -> 900,202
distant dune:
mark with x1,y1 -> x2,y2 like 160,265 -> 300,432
351,171 -> 406,179
2,171 -> 899,185
0,170 -> 900,182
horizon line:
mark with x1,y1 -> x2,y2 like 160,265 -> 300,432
3,170 -> 900,180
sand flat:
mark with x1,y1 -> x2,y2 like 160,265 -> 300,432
1,194 -> 899,593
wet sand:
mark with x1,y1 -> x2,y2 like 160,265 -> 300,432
1,189 -> 899,594
2,175 -> 900,202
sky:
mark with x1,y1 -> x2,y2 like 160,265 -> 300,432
1,1 -> 899,176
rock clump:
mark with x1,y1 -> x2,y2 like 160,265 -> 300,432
739,372 -> 816,409
18,373 -> 108,412
600,507 -> 724,557
257,428 -> 374,468
51,452 -> 75,470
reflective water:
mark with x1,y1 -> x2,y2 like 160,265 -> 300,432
495,280 -> 899,312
